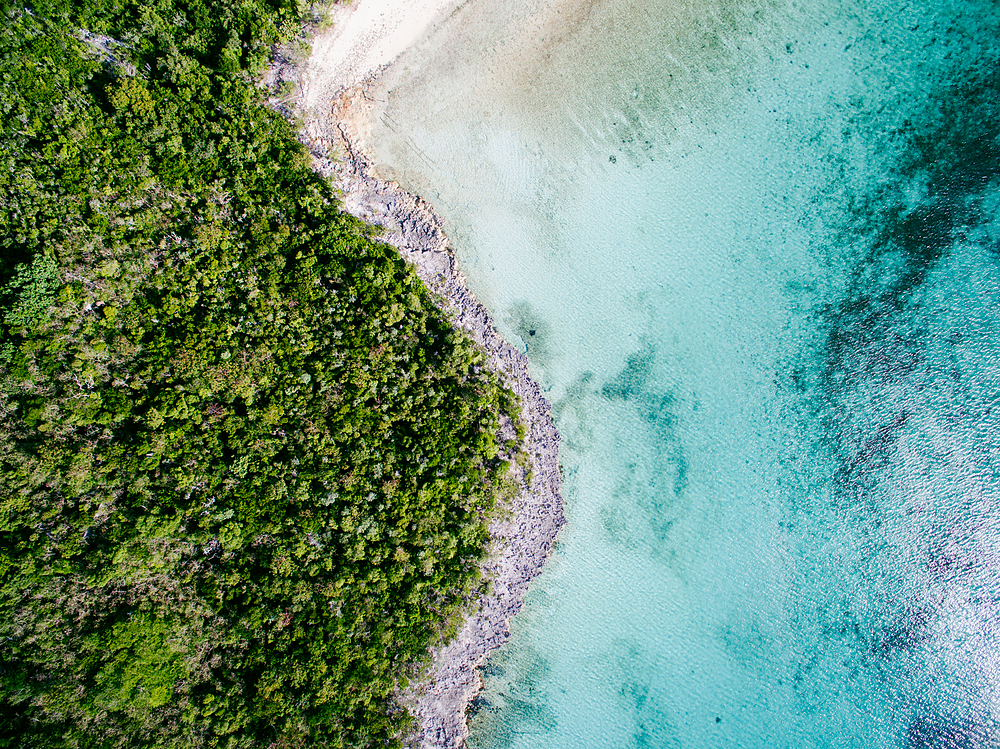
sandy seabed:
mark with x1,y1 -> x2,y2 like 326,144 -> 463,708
267,1 -> 567,746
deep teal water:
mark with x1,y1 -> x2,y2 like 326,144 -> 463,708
365,0 -> 1000,745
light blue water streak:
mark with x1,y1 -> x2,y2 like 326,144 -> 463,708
365,0 -> 1000,745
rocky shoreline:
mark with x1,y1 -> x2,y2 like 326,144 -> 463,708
289,81 -> 565,747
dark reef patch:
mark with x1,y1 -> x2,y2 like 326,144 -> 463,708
602,346 -> 656,400
869,605 -> 932,657
506,300 -> 554,366
597,345 -> 690,548
607,639 -> 680,749
906,715 -> 983,749
810,15 -> 1000,503
780,3 -> 1000,735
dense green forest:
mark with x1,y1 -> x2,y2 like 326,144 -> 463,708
0,1 -> 520,746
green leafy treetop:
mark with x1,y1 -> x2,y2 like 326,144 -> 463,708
0,2 -> 520,746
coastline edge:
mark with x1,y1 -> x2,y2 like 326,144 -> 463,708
295,81 -> 566,748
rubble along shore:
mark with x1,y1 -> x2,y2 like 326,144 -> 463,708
287,80 -> 566,748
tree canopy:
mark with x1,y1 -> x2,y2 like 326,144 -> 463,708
0,2 -> 519,746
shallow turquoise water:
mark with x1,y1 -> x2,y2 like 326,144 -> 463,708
366,0 -> 1000,745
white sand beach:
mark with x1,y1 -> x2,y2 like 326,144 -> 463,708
302,0 -> 461,110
